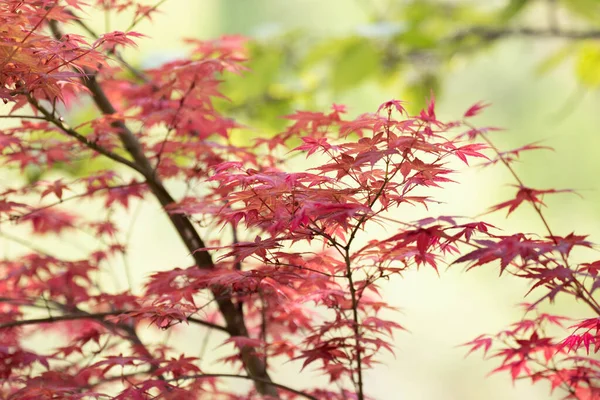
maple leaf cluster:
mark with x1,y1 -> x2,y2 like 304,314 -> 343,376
1,1 -> 600,400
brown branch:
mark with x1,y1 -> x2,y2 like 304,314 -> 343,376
447,26 -> 600,45
44,302 -> 167,380
87,370 -> 318,400
186,317 -> 229,333
0,182 -> 145,226
384,26 -> 600,69
167,373 -> 318,400
26,95 -> 144,174
0,311 -> 119,329
46,18 -> 279,398
0,114 -> 50,120
0,310 -> 229,333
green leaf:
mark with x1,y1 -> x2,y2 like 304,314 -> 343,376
52,158 -> 115,179
24,164 -> 43,184
561,0 -> 600,23
535,45 -> 575,76
398,29 -> 437,49
499,0 -> 530,22
403,73 -> 440,114
575,42 -> 600,87
226,44 -> 284,101
302,40 -> 345,68
331,38 -> 380,92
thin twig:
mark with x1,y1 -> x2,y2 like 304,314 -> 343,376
465,121 -> 600,317
167,373 -> 318,400
447,26 -> 600,44
64,9 -> 151,84
0,309 -> 229,333
27,95 -> 144,174
126,0 -> 168,32
0,115 -> 50,120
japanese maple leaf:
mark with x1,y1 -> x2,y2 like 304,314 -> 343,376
487,186 -> 571,216
19,208 -> 77,235
294,136 -> 334,157
463,101 -> 491,118
90,354 -> 147,375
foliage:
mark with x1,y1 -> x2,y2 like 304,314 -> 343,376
1,1 -> 600,400
216,0 -> 600,130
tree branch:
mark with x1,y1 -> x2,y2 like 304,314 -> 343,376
167,373 -> 318,400
46,18 -> 279,398
27,95 -> 144,174
87,370 -> 317,400
0,311 -> 119,329
0,182 -> 145,226
0,114 -> 50,120
447,26 -> 600,44
0,310 -> 229,333
387,26 -> 600,68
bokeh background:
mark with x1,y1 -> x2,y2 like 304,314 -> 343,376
4,0 -> 600,399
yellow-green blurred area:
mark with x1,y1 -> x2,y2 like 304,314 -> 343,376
4,0 -> 600,399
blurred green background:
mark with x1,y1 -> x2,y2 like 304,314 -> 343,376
7,0 -> 600,399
